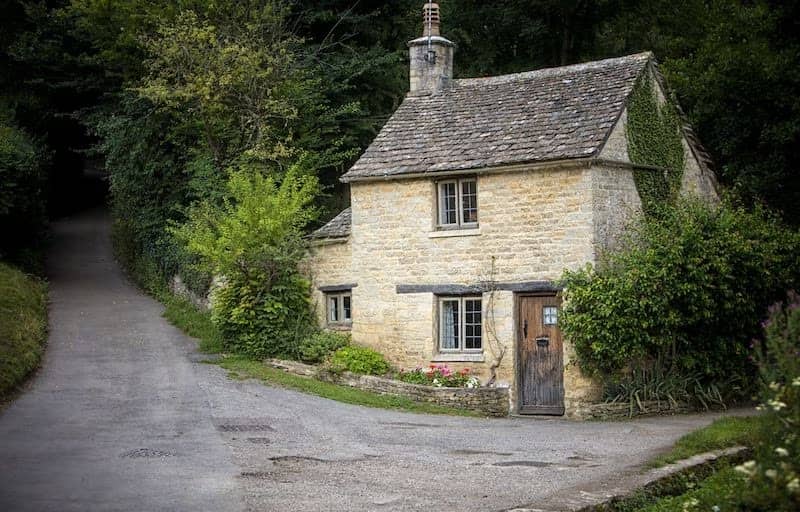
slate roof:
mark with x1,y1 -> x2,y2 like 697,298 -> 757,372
341,52 -> 652,182
309,207 -> 351,240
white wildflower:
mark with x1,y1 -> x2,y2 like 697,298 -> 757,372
787,478 -> 800,493
769,381 -> 782,391
792,376 -> 800,387
768,399 -> 788,411
734,460 -> 757,478
681,497 -> 699,512
712,506 -> 720,512
765,469 -> 778,480
775,447 -> 790,457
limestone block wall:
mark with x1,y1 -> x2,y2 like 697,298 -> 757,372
348,167 -> 598,410
590,164 -> 642,255
305,239 -> 353,328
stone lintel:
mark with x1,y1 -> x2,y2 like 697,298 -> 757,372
318,283 -> 357,293
396,281 -> 561,295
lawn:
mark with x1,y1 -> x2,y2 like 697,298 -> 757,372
0,262 -> 48,396
650,415 -> 764,467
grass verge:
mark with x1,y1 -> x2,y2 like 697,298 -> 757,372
221,355 -> 480,416
157,292 -> 479,417
650,415 -> 764,467
160,293 -> 224,354
0,262 -> 48,397
618,464 -> 743,512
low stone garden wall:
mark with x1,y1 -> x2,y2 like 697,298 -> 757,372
572,400 -> 694,420
264,358 -> 509,417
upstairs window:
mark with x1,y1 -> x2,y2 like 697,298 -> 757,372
437,178 -> 478,229
326,291 -> 352,327
439,296 -> 482,352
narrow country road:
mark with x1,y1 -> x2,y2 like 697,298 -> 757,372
0,208 -> 748,512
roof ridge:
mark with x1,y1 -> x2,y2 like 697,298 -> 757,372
453,52 -> 652,87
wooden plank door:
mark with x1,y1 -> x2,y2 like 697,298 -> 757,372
517,295 -> 565,415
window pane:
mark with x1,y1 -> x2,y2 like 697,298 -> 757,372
543,306 -> 558,326
464,298 -> 482,350
439,182 -> 457,225
440,299 -> 459,349
461,180 -> 478,224
329,296 -> 339,322
343,294 -> 352,321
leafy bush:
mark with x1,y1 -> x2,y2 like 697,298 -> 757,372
329,346 -> 390,376
603,364 -> 734,415
0,262 -> 48,395
398,364 -> 481,388
735,292 -> 800,511
0,112 -> 48,266
560,199 -> 800,392
298,331 -> 350,364
174,162 -> 319,359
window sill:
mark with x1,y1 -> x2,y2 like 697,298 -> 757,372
428,228 -> 481,239
325,324 -> 352,332
431,353 -> 485,363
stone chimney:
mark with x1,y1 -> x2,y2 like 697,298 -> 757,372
408,2 -> 454,96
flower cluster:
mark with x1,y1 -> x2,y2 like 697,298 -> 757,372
398,364 -> 481,388
735,292 -> 800,510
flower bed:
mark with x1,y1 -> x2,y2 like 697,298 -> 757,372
264,358 -> 509,417
398,364 -> 481,388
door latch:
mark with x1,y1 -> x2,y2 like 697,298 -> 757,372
523,320 -> 528,339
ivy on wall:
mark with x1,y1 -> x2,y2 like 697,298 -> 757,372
626,73 -> 685,216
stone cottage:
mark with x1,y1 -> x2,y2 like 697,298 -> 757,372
305,3 -> 718,417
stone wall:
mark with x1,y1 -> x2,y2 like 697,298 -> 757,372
570,400 -> 694,420
305,239 -> 354,328
264,358 -> 508,417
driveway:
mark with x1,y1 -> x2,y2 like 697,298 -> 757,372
0,208 -> 748,512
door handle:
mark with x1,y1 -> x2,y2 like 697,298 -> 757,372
523,320 -> 528,339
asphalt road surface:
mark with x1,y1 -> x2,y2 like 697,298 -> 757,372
0,208 -> 749,511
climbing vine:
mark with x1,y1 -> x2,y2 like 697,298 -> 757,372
626,74 -> 685,216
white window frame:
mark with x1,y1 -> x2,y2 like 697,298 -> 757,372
436,177 -> 478,229
438,296 -> 483,353
326,291 -> 352,326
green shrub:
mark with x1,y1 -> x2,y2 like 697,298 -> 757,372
0,113 -> 48,266
298,331 -> 350,364
0,262 -> 48,395
735,292 -> 800,511
329,345 -> 390,376
174,162 -> 319,359
560,199 -> 800,393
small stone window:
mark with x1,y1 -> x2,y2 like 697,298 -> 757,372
437,178 -> 478,229
326,291 -> 352,327
439,296 -> 482,352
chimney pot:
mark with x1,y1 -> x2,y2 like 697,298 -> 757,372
423,3 -> 441,37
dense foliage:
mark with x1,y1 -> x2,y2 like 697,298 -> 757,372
0,107 -> 48,268
626,75 -> 685,216
328,345 -> 391,376
298,331 -> 351,364
0,262 -> 48,395
560,199 -> 800,394
734,293 -> 800,510
173,163 -> 319,359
